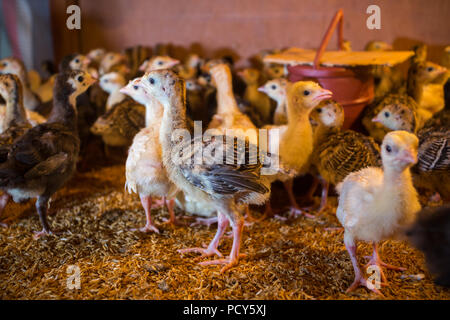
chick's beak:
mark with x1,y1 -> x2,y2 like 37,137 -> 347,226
168,59 -> 180,68
258,86 -> 266,93
119,87 -> 129,95
313,89 -> 333,102
372,117 -> 381,123
398,149 -> 417,164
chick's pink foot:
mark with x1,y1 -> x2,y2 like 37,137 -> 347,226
198,253 -> 247,273
364,243 -> 406,285
346,272 -> 384,297
32,229 -> 53,240
178,246 -> 223,261
132,223 -> 160,234
190,216 -> 218,228
180,212 -> 229,261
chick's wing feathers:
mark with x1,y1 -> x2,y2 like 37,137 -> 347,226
24,153 -> 69,179
417,127 -> 450,172
317,131 -> 381,184
0,123 -> 79,185
178,135 -> 268,196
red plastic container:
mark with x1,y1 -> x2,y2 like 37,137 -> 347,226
287,10 -> 374,130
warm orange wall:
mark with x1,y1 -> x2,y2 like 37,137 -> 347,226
56,0 -> 450,64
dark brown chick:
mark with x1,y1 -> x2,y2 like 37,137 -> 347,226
0,71 -> 96,238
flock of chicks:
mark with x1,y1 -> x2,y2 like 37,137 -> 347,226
0,40 -> 449,297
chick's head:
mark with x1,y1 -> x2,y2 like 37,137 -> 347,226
288,81 -> 333,111
265,64 -> 285,79
120,77 -> 149,105
69,54 -> 90,72
0,74 -> 21,100
185,79 -> 202,92
258,78 -> 287,102
141,69 -> 184,103
0,58 -> 24,76
100,72 -> 126,93
139,56 -> 180,73
417,62 -> 447,84
87,48 -> 106,63
311,100 -> 344,128
65,70 -> 97,97
381,131 -> 419,171
373,103 -> 416,132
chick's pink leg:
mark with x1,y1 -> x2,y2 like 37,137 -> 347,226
344,234 -> 383,296
0,193 -> 10,228
364,242 -> 406,285
162,198 -> 181,225
133,195 -> 159,233
199,216 -> 246,273
179,211 -> 229,259
285,179 -> 315,219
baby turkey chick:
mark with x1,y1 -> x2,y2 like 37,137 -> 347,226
141,69 -> 271,272
0,57 -> 42,112
337,131 -> 421,295
120,78 -> 178,233
372,103 -> 450,201
0,74 -> 32,227
0,71 -> 96,238
0,74 -> 44,133
258,78 -> 288,125
310,101 -> 381,214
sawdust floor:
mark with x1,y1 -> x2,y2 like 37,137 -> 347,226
0,164 -> 449,300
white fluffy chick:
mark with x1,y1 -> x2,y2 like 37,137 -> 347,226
120,77 -> 178,233
99,72 -> 127,110
336,130 -> 421,296
258,78 -> 288,125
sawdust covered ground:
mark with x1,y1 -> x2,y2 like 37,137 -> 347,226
0,164 -> 448,300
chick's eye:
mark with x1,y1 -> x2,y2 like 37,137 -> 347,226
77,76 -> 84,82
74,59 -> 80,63
384,112 -> 390,118
386,145 -> 392,153
427,67 -> 434,72
316,108 -> 322,113
149,78 -> 155,85
303,90 -> 310,96
133,85 -> 139,90
158,61 -> 163,65
103,79 -> 108,83
271,85 -> 277,90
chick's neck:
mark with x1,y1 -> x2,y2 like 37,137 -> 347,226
47,89 -> 78,131
3,87 -> 28,128
382,164 -> 414,193
159,85 -> 188,150
211,68 -> 239,114
144,97 -> 164,127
